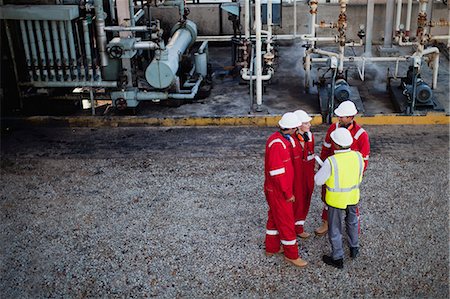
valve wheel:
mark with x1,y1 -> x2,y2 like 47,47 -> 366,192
108,45 -> 123,59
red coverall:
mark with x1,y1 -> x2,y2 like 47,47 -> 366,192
319,121 -> 370,228
264,131 -> 299,260
293,131 -> 315,235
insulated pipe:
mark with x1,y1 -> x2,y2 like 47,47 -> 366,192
82,20 -> 93,81
255,0 -> 263,110
66,21 -> 78,80
94,0 -> 109,67
20,20 -> 34,81
145,20 -> 197,89
365,0 -> 375,55
34,21 -> 48,81
42,21 -> 56,81
51,21 -> 64,81
383,0 -> 395,48
27,20 -> 40,81
58,21 -> 70,81
405,0 -> 413,38
133,41 -> 159,50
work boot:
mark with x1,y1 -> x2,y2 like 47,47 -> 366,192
298,232 -> 311,239
350,247 -> 359,259
265,247 -> 284,257
314,221 -> 328,236
284,257 -> 308,268
322,255 -> 343,269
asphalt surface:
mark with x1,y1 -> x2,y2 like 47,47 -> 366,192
0,124 -> 449,298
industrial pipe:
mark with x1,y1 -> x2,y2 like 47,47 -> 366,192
133,41 -> 159,50
58,21 -> 70,81
51,21 -> 64,81
383,0 -> 395,48
27,81 -> 118,88
104,25 -> 149,32
365,0 -> 374,55
42,21 -> 56,81
34,20 -> 49,81
134,76 -> 203,100
255,0 -> 263,110
19,20 -> 34,81
26,21 -> 40,81
244,0 -> 250,39
66,21 -> 78,80
82,20 -> 93,81
94,0 -> 108,67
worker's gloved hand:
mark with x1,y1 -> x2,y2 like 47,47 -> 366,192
287,195 -> 295,203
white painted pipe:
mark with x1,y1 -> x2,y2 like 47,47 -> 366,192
267,0 -> 273,53
311,55 -> 408,62
51,21 -> 64,81
365,0 -> 375,55
27,20 -> 40,81
197,34 -> 298,42
19,20 -> 34,81
384,0 -> 395,48
431,35 -> 450,40
129,0 -> 135,26
245,0 -> 250,39
405,0 -> 413,38
58,21 -> 70,81
300,35 -> 336,42
241,67 -> 274,80
255,0 -> 263,109
294,0 -> 297,38
133,41 -> 159,50
104,25 -> 149,32
395,0 -> 402,33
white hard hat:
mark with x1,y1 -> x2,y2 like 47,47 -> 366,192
330,127 -> 353,147
294,110 -> 312,123
278,112 -> 302,129
334,100 -> 358,117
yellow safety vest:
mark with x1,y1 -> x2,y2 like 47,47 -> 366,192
325,151 -> 364,209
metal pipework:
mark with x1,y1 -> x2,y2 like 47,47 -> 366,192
19,20 -> 34,81
255,0 -> 263,110
42,21 -> 56,81
66,21 -> 78,80
383,0 -> 395,47
58,21 -> 70,81
145,20 -> 197,89
51,21 -> 64,81
34,20 -> 49,81
94,0 -> 108,67
82,20 -> 93,81
26,20 -> 40,81
104,25 -> 149,32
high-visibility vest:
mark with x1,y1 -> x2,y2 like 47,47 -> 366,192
325,151 -> 364,209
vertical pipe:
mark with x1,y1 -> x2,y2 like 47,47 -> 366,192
94,0 -> 109,67
365,0 -> 374,55
294,0 -> 297,38
129,0 -> 135,26
405,0 -> 413,38
432,53 -> 439,89
255,0 -> 263,110
109,0 -> 116,21
51,21 -> 63,81
310,0 -> 317,47
82,20 -> 93,81
395,0 -> 402,33
267,0 -> 273,53
20,20 -> 34,81
59,21 -> 70,81
383,0 -> 395,48
43,21 -> 56,81
27,20 -> 40,81
245,0 -> 250,39
4,20 -> 23,109
34,20 -> 49,81
67,21 -> 78,80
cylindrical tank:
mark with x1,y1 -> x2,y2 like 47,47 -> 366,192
145,20 -> 197,89
334,78 -> 351,102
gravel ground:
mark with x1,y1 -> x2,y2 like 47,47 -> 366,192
0,125 -> 448,298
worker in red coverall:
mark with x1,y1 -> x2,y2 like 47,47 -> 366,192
315,101 -> 370,236
264,112 -> 308,268
292,110 -> 315,239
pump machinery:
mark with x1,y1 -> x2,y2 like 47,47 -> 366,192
0,0 -> 212,112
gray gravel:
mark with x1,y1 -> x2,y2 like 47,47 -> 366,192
1,125 -> 448,298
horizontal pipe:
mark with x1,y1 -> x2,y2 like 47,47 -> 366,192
22,81 -> 118,88
136,76 -> 203,100
104,26 -> 149,32
311,56 -> 409,63
133,41 -> 159,50
241,68 -> 274,81
197,34 -> 299,42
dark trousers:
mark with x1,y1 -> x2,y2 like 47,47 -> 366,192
327,204 -> 358,260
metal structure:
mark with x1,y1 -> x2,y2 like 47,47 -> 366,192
0,0 -> 212,113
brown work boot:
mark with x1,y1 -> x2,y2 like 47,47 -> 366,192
284,257 -> 308,267
265,247 -> 284,257
314,221 -> 328,236
298,232 -> 311,239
